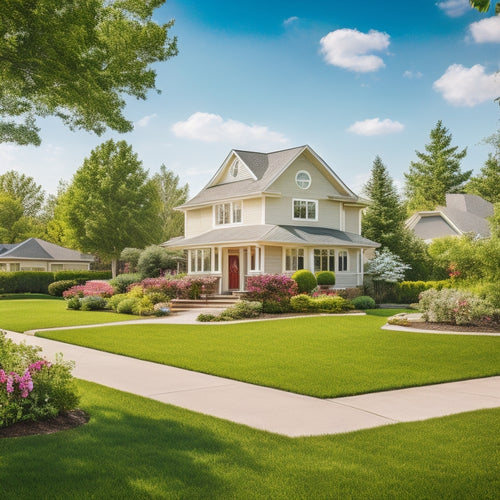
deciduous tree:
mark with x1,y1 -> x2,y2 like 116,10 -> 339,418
57,139 -> 163,276
0,171 -> 45,217
0,0 -> 178,145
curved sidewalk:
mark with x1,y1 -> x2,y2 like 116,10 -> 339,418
5,330 -> 500,437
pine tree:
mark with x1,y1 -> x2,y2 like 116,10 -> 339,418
362,156 -> 407,251
404,121 -> 471,212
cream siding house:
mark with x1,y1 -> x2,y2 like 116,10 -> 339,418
163,145 -> 379,293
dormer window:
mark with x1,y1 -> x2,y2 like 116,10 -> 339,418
296,170 -> 311,189
229,159 -> 239,178
215,201 -> 242,225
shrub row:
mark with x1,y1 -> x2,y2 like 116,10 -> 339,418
0,271 -> 111,295
290,294 -> 353,313
197,301 -> 263,322
393,280 -> 452,304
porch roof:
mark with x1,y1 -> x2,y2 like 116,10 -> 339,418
163,225 -> 380,249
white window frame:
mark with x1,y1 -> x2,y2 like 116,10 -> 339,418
229,159 -> 239,178
292,199 -> 318,221
295,170 -> 311,190
313,249 -> 335,272
285,248 -> 305,272
214,200 -> 242,226
338,250 -> 348,272
190,248 -> 212,273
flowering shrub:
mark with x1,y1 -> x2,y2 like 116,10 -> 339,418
63,280 -> 114,299
0,332 -> 79,428
136,276 -> 218,300
419,288 -> 499,326
246,274 -> 298,304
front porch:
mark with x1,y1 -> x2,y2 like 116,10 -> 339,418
186,245 -> 365,294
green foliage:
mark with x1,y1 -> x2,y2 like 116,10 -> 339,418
419,288 -> 499,327
48,280 -> 78,297
109,273 -> 142,294
120,248 -> 142,273
66,296 -> 81,310
290,294 -> 353,313
80,295 -> 107,311
0,332 -> 79,427
291,269 -> 317,294
132,296 -> 155,316
315,271 -> 336,286
465,155 -> 500,203
351,296 -> 376,309
137,245 -> 183,278
394,280 -> 452,304
262,300 -> 292,314
107,293 -> 128,311
405,121 -> 471,212
0,192 -> 41,243
0,0 -> 178,145
0,171 -> 45,217
197,301 -> 263,322
153,165 -> 189,242
56,140 -> 164,276
116,297 -> 140,315
0,271 -> 54,294
53,270 -> 112,281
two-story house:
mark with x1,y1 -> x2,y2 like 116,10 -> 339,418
162,145 -> 379,293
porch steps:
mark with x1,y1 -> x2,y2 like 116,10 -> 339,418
170,295 -> 240,312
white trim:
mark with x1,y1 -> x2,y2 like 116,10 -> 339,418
213,200 -> 243,227
295,170 -> 311,190
292,198 -> 319,221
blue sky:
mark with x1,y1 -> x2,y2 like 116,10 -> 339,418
1,0 -> 499,199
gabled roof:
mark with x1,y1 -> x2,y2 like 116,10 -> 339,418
0,238 -> 94,262
163,224 -> 379,249
406,194 -> 494,241
178,145 -> 360,209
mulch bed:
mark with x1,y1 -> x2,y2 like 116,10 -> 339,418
404,322 -> 500,334
0,409 -> 89,439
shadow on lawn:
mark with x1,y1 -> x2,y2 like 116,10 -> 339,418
0,402 -> 262,499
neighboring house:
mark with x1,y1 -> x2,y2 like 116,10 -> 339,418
406,193 -> 494,243
162,145 -> 379,293
0,238 -> 94,272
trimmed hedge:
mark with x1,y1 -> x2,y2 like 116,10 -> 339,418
394,280 -> 452,304
291,270 -> 317,294
315,271 -> 336,286
0,271 -> 112,295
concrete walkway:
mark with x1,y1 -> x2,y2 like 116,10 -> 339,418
5,328 -> 500,437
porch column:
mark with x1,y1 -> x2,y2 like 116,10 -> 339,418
281,247 -> 286,273
261,246 -> 266,273
255,246 -> 260,271
239,247 -> 244,290
187,249 -> 192,274
218,247 -> 223,294
360,248 -> 364,286
247,246 -> 252,274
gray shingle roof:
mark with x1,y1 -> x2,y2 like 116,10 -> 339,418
0,238 -> 94,262
179,145 -> 358,208
163,225 -> 379,249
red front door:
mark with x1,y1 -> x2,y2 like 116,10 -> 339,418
228,255 -> 239,289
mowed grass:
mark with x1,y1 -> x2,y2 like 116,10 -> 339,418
0,380 -> 498,499
38,311 -> 500,398
0,298 -> 138,332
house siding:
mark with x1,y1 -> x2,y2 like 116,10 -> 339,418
185,207 -> 213,238
344,206 -> 361,234
264,246 -> 282,273
242,198 -> 262,225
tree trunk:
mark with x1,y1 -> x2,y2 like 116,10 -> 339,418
111,258 -> 118,278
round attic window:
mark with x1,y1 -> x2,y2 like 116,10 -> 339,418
230,159 -> 239,177
296,170 -> 311,189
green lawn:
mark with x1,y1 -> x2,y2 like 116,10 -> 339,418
1,380 -> 498,499
0,298 -> 138,332
37,310 -> 500,398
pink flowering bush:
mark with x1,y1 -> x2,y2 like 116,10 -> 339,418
63,280 -> 114,299
0,332 -> 79,428
136,276 -> 218,300
246,274 -> 298,312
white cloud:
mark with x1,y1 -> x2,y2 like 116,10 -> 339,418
171,112 -> 290,149
437,0 -> 470,17
283,16 -> 299,26
135,114 -> 157,127
319,28 -> 390,72
403,70 -> 423,79
469,16 -> 500,43
347,118 -> 405,136
433,64 -> 500,106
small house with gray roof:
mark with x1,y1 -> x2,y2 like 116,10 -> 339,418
406,194 -> 494,243
162,145 -> 379,293
0,237 -> 94,272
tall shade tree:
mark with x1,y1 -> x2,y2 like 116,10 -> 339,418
0,171 -> 45,216
362,155 -> 407,251
404,121 -> 471,212
0,192 -> 42,242
57,140 -> 162,276
0,0 -> 177,146
465,131 -> 500,203
153,164 -> 189,242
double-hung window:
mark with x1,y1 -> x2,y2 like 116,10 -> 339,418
338,250 -> 348,271
293,199 -> 317,221
190,249 -> 211,273
313,249 -> 335,272
215,201 -> 242,225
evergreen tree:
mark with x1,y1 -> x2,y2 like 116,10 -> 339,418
404,121 -> 471,212
465,131 -> 500,203
362,156 -> 407,251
